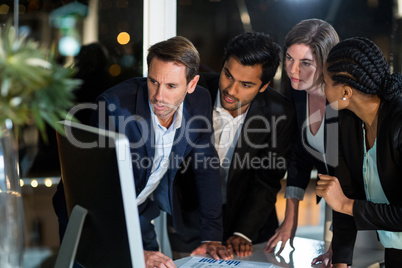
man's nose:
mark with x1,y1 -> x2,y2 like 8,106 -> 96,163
154,85 -> 164,101
226,82 -> 238,96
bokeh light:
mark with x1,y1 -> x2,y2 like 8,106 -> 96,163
117,32 -> 130,45
31,180 -> 38,188
109,64 -> 122,77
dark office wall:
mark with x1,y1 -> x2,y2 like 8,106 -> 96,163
177,0 -> 394,73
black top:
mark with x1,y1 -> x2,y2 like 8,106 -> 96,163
332,97 -> 402,265
286,89 -> 338,202
175,73 -> 297,243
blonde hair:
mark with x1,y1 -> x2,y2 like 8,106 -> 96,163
285,18 -> 339,87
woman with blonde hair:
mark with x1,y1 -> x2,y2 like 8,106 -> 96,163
265,18 -> 339,254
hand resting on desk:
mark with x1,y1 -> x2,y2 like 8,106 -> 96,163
144,241 -> 232,268
226,235 -> 253,257
144,250 -> 176,268
311,244 -> 351,268
191,241 -> 233,260
264,198 -> 298,254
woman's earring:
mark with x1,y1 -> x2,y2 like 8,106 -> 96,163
342,97 -> 346,101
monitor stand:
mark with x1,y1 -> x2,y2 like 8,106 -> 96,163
54,205 -> 88,268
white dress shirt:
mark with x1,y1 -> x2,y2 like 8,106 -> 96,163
213,90 -> 251,242
136,102 -> 183,205
213,91 -> 248,201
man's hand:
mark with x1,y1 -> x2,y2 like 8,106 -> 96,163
144,250 -> 176,268
316,174 -> 354,216
191,241 -> 233,260
226,235 -> 253,257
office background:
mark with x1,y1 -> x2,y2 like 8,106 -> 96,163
0,0 -> 398,264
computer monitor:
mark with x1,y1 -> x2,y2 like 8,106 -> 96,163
55,120 -> 145,267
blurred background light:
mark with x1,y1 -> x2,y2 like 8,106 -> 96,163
397,0 -> 402,18
0,4 -> 9,14
117,32 -> 130,45
21,178 -> 59,188
109,64 -> 122,76
59,36 -> 80,56
30,180 -> 39,188
44,179 -> 53,187
19,25 -> 31,37
121,55 -> 134,67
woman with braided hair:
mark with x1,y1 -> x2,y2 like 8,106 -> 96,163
317,37 -> 402,267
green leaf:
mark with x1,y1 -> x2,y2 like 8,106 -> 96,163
0,19 -> 81,141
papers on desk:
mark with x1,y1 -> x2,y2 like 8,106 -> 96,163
179,257 -> 281,267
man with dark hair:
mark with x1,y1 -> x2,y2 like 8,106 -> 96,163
53,36 -> 232,266
168,32 -> 296,258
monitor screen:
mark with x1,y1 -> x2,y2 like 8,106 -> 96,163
56,120 -> 145,267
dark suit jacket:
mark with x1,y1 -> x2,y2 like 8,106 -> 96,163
332,97 -> 402,265
175,73 -> 296,244
54,77 -> 223,243
286,89 -> 338,201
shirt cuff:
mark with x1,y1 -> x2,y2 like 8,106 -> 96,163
233,232 -> 252,243
285,186 -> 305,200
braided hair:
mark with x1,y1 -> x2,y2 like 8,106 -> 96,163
326,37 -> 402,101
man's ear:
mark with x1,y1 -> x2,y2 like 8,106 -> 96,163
186,75 -> 200,94
259,81 -> 270,93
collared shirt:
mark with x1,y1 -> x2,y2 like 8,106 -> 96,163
213,90 -> 251,243
136,102 -> 183,205
362,124 -> 402,249
213,90 -> 248,204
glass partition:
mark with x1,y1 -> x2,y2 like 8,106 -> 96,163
177,0 -> 396,91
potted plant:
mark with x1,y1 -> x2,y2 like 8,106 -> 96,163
0,21 -> 80,267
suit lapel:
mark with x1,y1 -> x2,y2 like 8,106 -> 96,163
236,93 -> 265,152
203,74 -> 266,183
293,90 -> 310,148
209,85 -> 219,106
294,89 -> 330,169
135,81 -> 155,178
227,93 -> 265,184
168,99 -> 192,185
292,90 -> 306,129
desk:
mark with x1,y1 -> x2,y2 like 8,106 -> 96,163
23,247 -> 57,268
174,237 -> 384,268
22,238 -> 384,267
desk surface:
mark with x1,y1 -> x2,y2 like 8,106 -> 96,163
22,238 -> 384,267
175,237 -> 384,268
